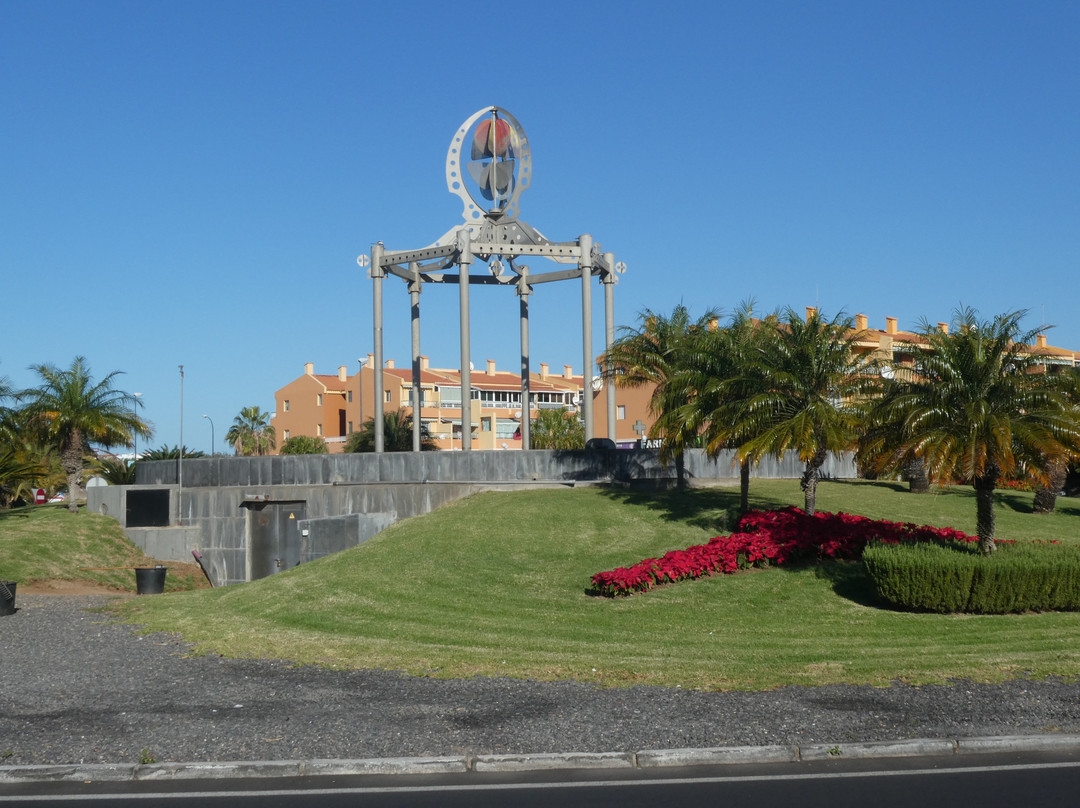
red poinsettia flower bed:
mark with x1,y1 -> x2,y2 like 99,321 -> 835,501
588,507 -> 978,597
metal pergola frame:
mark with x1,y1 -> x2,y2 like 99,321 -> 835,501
361,106 -> 625,452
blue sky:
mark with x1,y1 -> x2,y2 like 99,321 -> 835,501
3,0 -> 1077,453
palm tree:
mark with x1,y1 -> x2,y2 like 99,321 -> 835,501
735,308 -> 871,516
673,302 -> 780,512
1031,456 -> 1069,513
345,410 -> 437,452
603,305 -> 720,488
0,373 -> 15,443
869,308 -> 1080,554
1032,367 -> 1080,513
87,456 -> 137,485
225,406 -> 276,456
19,357 -> 151,512
529,408 -> 585,449
139,445 -> 207,460
0,447 -> 45,508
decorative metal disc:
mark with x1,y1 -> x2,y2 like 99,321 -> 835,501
446,107 -> 531,222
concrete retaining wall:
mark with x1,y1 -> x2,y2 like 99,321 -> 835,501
130,448 -> 856,488
87,448 -> 856,587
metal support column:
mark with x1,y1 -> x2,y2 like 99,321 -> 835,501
603,252 -> 617,442
409,262 -> 422,453
578,233 -> 594,442
371,242 -> 385,453
517,268 -> 531,450
457,229 -> 473,451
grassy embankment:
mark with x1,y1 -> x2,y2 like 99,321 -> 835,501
94,479 -> 1080,691
0,504 -> 208,592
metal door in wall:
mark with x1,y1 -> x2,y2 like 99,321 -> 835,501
248,501 -> 307,580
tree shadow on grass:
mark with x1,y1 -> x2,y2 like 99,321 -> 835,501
802,560 -> 883,609
995,490 -> 1037,515
598,486 -> 792,535
824,478 -> 910,495
945,484 -> 1036,515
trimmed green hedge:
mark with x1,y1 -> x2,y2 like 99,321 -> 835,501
863,541 -> 1080,614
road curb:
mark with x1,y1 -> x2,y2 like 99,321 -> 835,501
473,751 -> 635,772
799,738 -> 957,761
636,744 -> 798,767
3,734 -> 1080,784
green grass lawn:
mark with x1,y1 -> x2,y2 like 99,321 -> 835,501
110,480 -> 1080,690
0,504 -> 207,592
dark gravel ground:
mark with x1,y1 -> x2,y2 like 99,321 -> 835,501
3,594 -> 1080,766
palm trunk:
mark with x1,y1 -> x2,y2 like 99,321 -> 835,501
739,457 -> 750,513
973,467 -> 999,555
61,431 -> 84,513
904,458 -> 930,493
674,451 -> 686,489
1033,458 -> 1067,514
800,447 -> 829,516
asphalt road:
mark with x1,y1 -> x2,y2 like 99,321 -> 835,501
4,753 -> 1080,807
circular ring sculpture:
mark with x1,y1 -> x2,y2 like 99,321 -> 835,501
446,107 -> 532,222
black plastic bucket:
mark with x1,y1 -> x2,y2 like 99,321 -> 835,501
134,566 -> 167,595
0,581 -> 15,616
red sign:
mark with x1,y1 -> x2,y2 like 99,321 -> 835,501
34,488 -> 46,504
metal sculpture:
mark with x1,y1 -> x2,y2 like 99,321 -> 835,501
361,107 -> 626,452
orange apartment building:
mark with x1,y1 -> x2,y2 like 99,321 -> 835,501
271,356 -> 644,453
271,311 -> 1077,454
842,309 -> 1077,379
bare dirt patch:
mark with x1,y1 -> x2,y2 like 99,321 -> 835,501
18,559 -> 210,595
19,579 -> 133,596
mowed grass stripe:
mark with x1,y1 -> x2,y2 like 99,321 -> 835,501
115,481 -> 1080,690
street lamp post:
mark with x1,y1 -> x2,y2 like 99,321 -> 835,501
202,414 -> 215,457
178,365 -> 184,527
357,355 -> 367,434
132,392 -> 142,463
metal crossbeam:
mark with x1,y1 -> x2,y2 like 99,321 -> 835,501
468,242 -> 582,261
379,244 -> 457,266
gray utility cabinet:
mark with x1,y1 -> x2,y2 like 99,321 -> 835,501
245,500 -> 306,580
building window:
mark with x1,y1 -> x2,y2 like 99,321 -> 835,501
283,400 -> 290,412
316,424 -> 323,436
617,405 -> 626,420
348,391 -> 353,403
317,394 -> 323,406
348,421 -> 353,434
482,417 -> 492,432
385,390 -> 392,403
479,390 -> 522,406
284,430 -> 290,440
